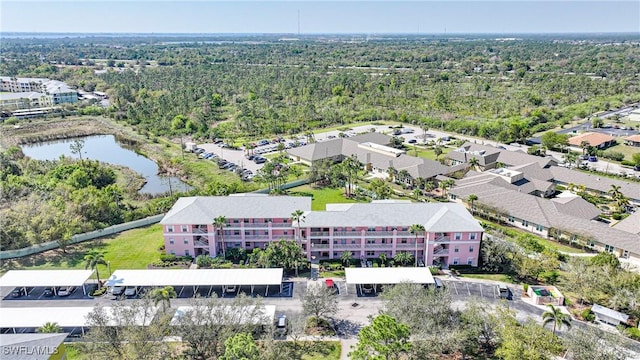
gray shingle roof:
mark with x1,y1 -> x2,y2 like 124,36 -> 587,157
160,195 -> 312,224
303,202 -> 483,232
446,142 -> 559,168
613,211 -> 640,235
548,166 -> 640,202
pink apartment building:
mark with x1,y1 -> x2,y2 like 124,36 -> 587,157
161,196 -> 483,267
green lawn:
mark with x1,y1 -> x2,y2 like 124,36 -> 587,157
605,143 -> 640,163
288,185 -> 363,211
1,224 -> 164,275
407,145 -> 452,161
460,273 -> 519,283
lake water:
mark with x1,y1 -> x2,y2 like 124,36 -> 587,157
21,135 -> 190,194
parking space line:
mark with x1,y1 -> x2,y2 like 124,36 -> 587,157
452,281 -> 459,295
466,283 -> 471,296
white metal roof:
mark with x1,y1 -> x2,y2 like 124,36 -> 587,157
105,268 -> 283,287
171,305 -> 276,326
345,267 -> 435,285
591,304 -> 629,323
0,270 -> 94,288
0,306 -> 157,328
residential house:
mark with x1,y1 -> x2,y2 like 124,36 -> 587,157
0,76 -> 77,111
287,133 -> 451,185
445,142 -> 559,169
161,196 -> 484,268
624,134 -> 640,147
449,173 -> 640,262
568,132 -> 616,150
160,195 -> 312,257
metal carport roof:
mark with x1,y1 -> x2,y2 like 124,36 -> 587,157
345,267 -> 435,285
105,268 -> 284,287
0,306 -> 157,329
0,270 -> 94,288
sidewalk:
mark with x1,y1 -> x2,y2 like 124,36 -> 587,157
340,339 -> 357,360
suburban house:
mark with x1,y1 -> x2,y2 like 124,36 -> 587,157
161,195 -> 312,258
591,304 -> 629,326
548,166 -> 640,205
0,76 -> 78,111
624,134 -> 640,147
287,133 -> 452,185
445,142 -> 559,169
567,132 -> 616,149
161,196 -> 483,267
449,171 -> 640,263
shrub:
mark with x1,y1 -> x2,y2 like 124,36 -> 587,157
196,255 -> 213,268
180,255 -> 193,263
602,151 -> 625,162
523,284 -> 529,292
612,213 -> 623,220
581,308 -> 595,322
621,160 -> 635,167
625,327 -> 640,341
92,287 -> 107,296
160,254 -> 177,262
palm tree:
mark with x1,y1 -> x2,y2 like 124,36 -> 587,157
397,169 -> 411,187
291,210 -> 305,245
409,224 -> 425,267
378,252 -> 388,267
542,304 -> 572,335
580,140 -> 591,155
387,166 -> 397,182
394,252 -> 413,266
84,249 -> 107,285
467,194 -> 478,214
340,251 -> 353,267
37,322 -> 61,333
615,195 -> 630,213
608,184 -> 623,200
469,156 -> 480,170
413,188 -> 422,201
149,286 -> 177,313
214,215 -> 227,259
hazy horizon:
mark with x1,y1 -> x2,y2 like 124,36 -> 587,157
1,1 -> 639,34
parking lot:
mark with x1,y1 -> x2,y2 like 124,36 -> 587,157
442,279 -> 521,301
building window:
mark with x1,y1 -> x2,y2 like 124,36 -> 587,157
454,246 -> 459,253
467,257 -> 474,265
401,239 -> 407,244
522,220 -> 529,227
244,219 -> 250,223
454,233 -> 461,240
450,194 -> 457,200
535,224 -> 544,232
185,250 -> 190,256
167,226 -> 174,232
334,252 -> 338,257
453,257 -> 459,265
245,231 -> 250,235
469,245 -> 474,252
233,219 -> 239,223
181,225 -> 188,232
366,251 -> 375,256
169,239 -> 174,245
170,250 -> 175,255
183,239 -> 189,244
604,244 -> 615,253
469,233 -> 476,240
508,217 -> 514,223
234,230 -> 240,235
351,240 -> 357,244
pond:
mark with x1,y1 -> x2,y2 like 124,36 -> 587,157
21,135 -> 190,194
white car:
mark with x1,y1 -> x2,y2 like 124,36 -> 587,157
111,286 -> 124,296
58,286 -> 75,297
124,286 -> 138,297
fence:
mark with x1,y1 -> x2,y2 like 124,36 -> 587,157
0,214 -> 165,260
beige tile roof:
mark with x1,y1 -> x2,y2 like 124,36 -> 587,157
568,132 -> 615,147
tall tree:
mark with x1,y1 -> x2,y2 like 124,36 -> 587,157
220,332 -> 260,360
214,215 -> 227,258
340,250 -> 353,267
84,249 -> 107,285
149,285 -> 177,313
467,194 -> 478,214
349,314 -> 412,360
409,224 -> 425,267
541,304 -> 571,335
69,139 -> 85,160
291,209 -> 305,245
302,284 -> 338,319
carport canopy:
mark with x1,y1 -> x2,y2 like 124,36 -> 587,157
171,305 -> 276,326
0,270 -> 95,295
345,267 -> 435,294
0,270 -> 95,288
0,306 -> 158,333
105,268 -> 284,287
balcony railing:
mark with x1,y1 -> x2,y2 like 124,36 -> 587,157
433,236 -> 450,244
241,223 -> 270,228
194,240 -> 209,247
310,232 -> 330,237
434,247 -> 449,255
396,231 -> 414,237
364,243 -> 393,249
192,228 -> 208,234
333,243 -> 361,249
333,231 -> 363,237
310,243 -> 330,249
365,231 -> 395,236
396,243 -> 417,249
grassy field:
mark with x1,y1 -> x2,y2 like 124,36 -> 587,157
1,224 -> 164,275
460,273 -> 519,283
287,185 -> 363,211
606,143 -> 640,162
407,145 -> 452,161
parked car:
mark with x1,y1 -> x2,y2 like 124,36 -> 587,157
408,139 -> 417,144
11,287 -> 27,297
254,157 -> 267,164
362,284 -> 375,294
588,156 -> 598,162
194,148 -> 205,154
497,284 -> 510,299
275,314 -> 288,336
433,278 -> 444,290
124,286 -> 138,297
58,286 -> 75,297
226,285 -> 237,293
111,286 -> 125,296
42,287 -> 54,297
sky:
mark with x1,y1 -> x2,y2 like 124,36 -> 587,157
1,1 -> 639,34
